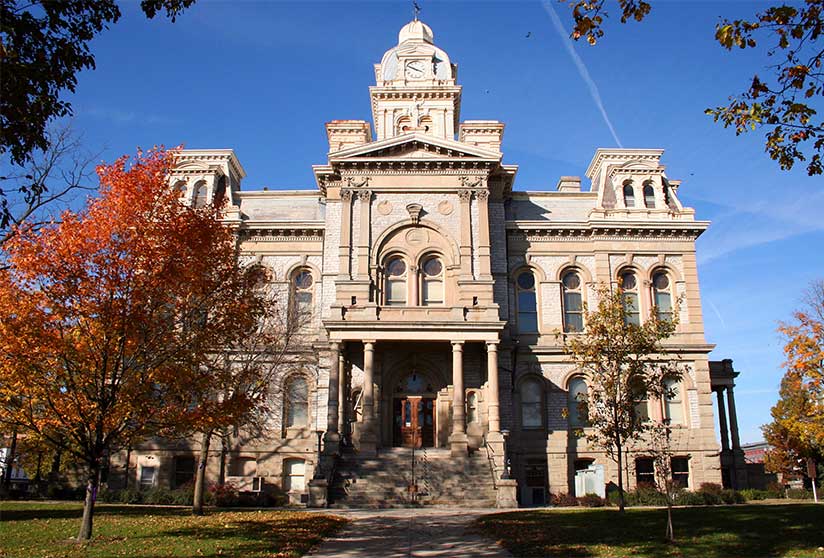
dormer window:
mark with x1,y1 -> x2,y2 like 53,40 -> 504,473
623,181 -> 635,208
643,181 -> 655,208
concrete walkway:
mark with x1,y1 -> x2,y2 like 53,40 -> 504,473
307,508 -> 513,557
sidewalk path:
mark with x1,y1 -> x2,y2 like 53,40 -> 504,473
307,508 -> 513,557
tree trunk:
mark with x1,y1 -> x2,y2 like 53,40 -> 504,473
665,502 -> 675,542
2,427 -> 18,495
218,431 -> 228,486
616,439 -> 625,512
192,430 -> 212,516
77,462 -> 100,541
124,445 -> 132,490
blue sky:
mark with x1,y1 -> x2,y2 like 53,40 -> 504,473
62,0 -> 822,444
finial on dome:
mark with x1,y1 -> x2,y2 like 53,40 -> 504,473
398,19 -> 434,44
413,0 -> 421,21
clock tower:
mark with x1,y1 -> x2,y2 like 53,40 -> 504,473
370,19 -> 462,140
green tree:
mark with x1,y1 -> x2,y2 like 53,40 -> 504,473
562,285 -> 682,512
0,0 -> 196,230
564,0 -> 823,175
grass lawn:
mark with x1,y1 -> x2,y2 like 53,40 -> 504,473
0,501 -> 346,558
476,503 -> 824,558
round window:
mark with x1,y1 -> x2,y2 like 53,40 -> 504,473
517,271 -> 535,290
294,271 -> 313,289
562,271 -> 580,290
620,272 -> 637,291
653,272 -> 669,290
422,258 -> 442,277
386,258 -> 406,277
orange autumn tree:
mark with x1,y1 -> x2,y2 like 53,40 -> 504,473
0,148 -> 267,541
764,279 -> 824,497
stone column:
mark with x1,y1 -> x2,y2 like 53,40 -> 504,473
458,189 -> 473,280
450,341 -> 468,456
324,342 -> 341,450
476,189 -> 492,281
409,265 -> 419,306
486,341 -> 501,433
337,349 -> 346,437
726,386 -> 741,450
338,190 -> 353,280
360,340 -> 377,455
715,388 -> 730,452
356,190 -> 372,279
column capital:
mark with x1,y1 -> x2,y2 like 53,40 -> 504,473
451,341 -> 464,351
363,340 -> 377,346
329,341 -> 341,352
486,340 -> 499,350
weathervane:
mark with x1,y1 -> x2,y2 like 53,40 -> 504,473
413,0 -> 421,20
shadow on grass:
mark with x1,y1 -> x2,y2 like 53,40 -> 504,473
476,504 -> 824,558
0,502 -> 298,522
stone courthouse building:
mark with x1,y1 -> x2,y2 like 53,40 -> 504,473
119,19 -> 750,507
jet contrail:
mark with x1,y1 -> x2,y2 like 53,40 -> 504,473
542,0 -> 623,147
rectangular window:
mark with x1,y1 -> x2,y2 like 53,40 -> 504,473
174,456 -> 195,488
422,280 -> 443,305
623,293 -> 640,326
563,291 -> 583,332
387,280 -> 407,305
635,457 -> 654,487
522,402 -> 542,428
654,290 -> 672,321
671,457 -> 690,488
139,466 -> 156,488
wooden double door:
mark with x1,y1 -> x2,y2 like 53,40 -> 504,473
393,396 -> 435,448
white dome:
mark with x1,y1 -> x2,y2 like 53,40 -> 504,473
398,19 -> 434,44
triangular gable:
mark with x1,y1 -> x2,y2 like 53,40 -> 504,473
328,132 -> 502,162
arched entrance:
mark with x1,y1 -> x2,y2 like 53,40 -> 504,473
392,372 -> 437,448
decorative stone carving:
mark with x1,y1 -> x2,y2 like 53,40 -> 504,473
474,189 -> 489,201
357,189 -> 373,202
340,189 -> 354,202
437,200 -> 454,215
377,200 -> 393,215
458,175 -> 484,188
406,203 -> 423,223
405,228 -> 429,245
346,176 -> 371,189
457,189 -> 473,202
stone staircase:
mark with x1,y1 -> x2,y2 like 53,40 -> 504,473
328,447 -> 499,508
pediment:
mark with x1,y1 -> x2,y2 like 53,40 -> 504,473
328,133 -> 501,163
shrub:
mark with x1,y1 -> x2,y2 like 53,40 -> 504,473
786,488 -> 813,500
675,490 -> 706,506
209,482 -> 240,507
720,489 -> 745,504
550,492 -> 579,507
577,493 -> 607,507
699,482 -> 723,496
766,482 -> 786,498
625,485 -> 667,506
740,489 -> 767,501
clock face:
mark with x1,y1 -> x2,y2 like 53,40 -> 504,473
405,60 -> 426,79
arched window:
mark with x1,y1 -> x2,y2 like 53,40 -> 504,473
291,268 -> 314,319
467,391 -> 479,424
384,256 -> 407,306
623,181 -> 635,208
419,115 -> 433,133
284,376 -> 309,428
651,270 -> 673,322
421,256 -> 444,306
632,378 -> 649,423
643,181 -> 655,208
521,377 -> 543,429
516,270 -> 538,333
213,175 -> 227,207
620,270 -> 640,326
192,180 -> 208,208
173,180 -> 187,198
561,270 -> 583,332
663,378 -> 683,425
567,376 -> 588,427
663,180 -> 672,207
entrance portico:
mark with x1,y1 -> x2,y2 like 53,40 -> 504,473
325,320 -> 505,460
